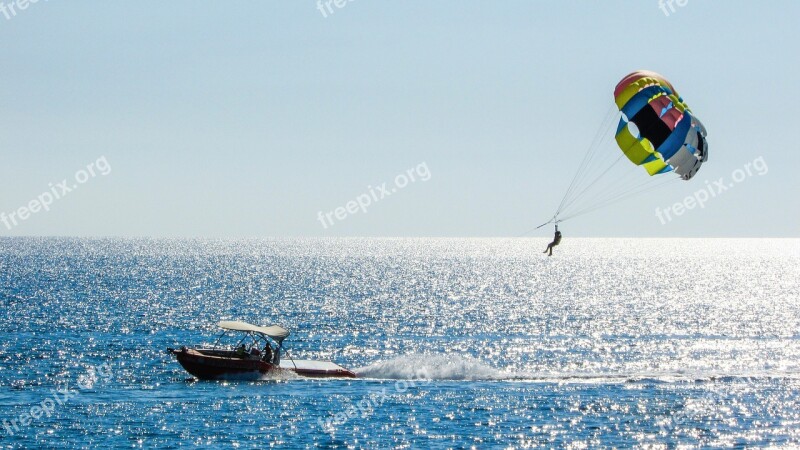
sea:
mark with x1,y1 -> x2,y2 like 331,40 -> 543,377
1,237 -> 799,449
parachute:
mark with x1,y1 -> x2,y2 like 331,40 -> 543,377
535,70 -> 708,229
614,70 -> 708,180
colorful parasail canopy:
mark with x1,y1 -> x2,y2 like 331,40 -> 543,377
614,70 -> 708,180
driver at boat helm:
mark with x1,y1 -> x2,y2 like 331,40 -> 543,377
262,344 -> 273,363
235,344 -> 247,357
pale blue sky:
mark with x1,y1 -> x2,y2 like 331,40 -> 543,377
0,1 -> 796,237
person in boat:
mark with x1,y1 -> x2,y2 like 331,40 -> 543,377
235,343 -> 247,358
262,344 -> 273,364
543,224 -> 562,256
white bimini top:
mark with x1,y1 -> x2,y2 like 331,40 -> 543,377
218,321 -> 290,342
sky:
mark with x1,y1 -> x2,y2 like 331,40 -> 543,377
0,1 -> 797,237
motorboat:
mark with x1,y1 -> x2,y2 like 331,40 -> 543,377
168,320 -> 357,380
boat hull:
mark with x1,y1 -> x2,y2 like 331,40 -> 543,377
170,348 -> 276,380
169,347 -> 357,380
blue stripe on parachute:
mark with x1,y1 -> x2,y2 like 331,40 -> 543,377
616,116 -> 628,136
656,111 -> 693,160
621,85 -> 665,119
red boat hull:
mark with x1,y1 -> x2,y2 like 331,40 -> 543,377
169,348 -> 357,380
170,348 -> 277,380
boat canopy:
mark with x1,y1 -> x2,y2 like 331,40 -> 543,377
218,321 -> 290,342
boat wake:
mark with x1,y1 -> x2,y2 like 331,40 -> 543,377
355,354 -> 509,381
354,354 -> 800,383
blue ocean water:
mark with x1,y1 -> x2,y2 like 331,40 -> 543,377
1,237 -> 799,448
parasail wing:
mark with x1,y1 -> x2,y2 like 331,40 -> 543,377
613,71 -> 707,180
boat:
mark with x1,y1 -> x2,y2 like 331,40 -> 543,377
167,320 -> 357,380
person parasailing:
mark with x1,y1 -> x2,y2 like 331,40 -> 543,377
543,224 -> 562,256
